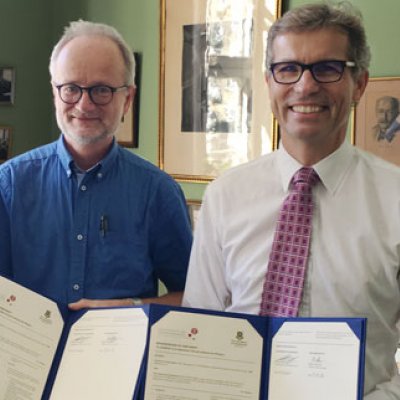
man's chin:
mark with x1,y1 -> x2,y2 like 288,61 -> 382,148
64,130 -> 113,146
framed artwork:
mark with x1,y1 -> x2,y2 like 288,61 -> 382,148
0,67 -> 15,106
353,77 -> 400,166
115,52 -> 141,148
159,0 -> 282,182
186,199 -> 202,231
0,126 -> 12,163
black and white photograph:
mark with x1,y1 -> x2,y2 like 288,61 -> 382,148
354,77 -> 400,166
159,0 -> 281,182
0,67 -> 15,105
0,126 -> 12,162
371,96 -> 400,143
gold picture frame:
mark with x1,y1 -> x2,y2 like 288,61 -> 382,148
159,0 -> 282,182
353,77 -> 400,166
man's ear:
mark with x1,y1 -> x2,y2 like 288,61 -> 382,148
123,86 -> 136,115
51,84 -> 58,106
353,70 -> 369,104
264,71 -> 270,85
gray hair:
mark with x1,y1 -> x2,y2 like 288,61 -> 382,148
266,1 -> 371,79
49,20 -> 135,86
376,96 -> 399,113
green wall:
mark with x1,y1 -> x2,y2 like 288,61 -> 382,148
287,0 -> 400,77
0,0 -> 53,153
1,0 -> 399,202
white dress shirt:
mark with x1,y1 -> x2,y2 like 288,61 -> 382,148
183,140 -> 400,399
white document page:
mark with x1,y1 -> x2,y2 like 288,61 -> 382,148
49,307 -> 148,400
144,311 -> 263,400
0,276 -> 63,400
268,321 -> 360,400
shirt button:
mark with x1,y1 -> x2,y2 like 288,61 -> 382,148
80,185 -> 87,191
97,173 -> 103,179
73,284 -> 80,291
77,234 -> 84,241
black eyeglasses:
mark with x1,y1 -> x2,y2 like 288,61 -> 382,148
269,60 -> 356,84
55,83 -> 128,105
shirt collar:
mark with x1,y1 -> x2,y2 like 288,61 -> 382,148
56,134 -> 119,178
277,146 -> 303,192
313,140 -> 354,194
56,135 -> 74,178
277,140 -> 354,194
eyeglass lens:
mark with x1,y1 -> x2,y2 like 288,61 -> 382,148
271,61 -> 347,84
58,84 -> 114,105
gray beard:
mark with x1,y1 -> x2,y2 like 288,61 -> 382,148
63,129 -> 114,145
55,111 -> 120,146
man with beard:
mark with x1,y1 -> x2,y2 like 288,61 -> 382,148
0,20 -> 192,309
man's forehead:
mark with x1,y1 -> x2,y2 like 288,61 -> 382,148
272,28 -> 348,62
377,98 -> 396,109
53,35 -> 125,83
59,35 -> 120,60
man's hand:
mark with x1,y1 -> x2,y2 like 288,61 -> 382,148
68,291 -> 184,311
68,298 -> 133,310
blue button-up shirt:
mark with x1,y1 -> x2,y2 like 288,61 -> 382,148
0,136 -> 192,304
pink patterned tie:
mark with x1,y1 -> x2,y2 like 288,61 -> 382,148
259,167 -> 319,317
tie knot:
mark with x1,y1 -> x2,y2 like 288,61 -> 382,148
292,167 -> 319,188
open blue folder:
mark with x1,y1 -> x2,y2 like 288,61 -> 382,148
40,303 -> 366,400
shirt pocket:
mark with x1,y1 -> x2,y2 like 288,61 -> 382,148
89,232 -> 150,291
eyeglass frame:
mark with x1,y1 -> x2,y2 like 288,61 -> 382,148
268,60 -> 356,84
54,83 -> 129,105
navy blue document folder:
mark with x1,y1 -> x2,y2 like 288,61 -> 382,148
43,304 -> 366,400
0,276 -> 365,400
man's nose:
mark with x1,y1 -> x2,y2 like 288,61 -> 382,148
293,69 -> 320,93
384,112 -> 391,121
76,90 -> 96,110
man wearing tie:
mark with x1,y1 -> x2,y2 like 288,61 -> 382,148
183,2 -> 400,399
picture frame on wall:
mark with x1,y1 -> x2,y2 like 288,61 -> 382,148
353,77 -> 400,166
0,126 -> 12,163
0,67 -> 15,106
159,0 -> 282,183
115,52 -> 141,148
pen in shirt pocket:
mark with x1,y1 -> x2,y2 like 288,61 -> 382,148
100,215 -> 109,237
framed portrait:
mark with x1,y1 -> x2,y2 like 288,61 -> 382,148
159,0 -> 282,182
0,126 -> 12,163
0,67 -> 15,106
353,77 -> 400,166
115,52 -> 141,148
186,199 -> 202,231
